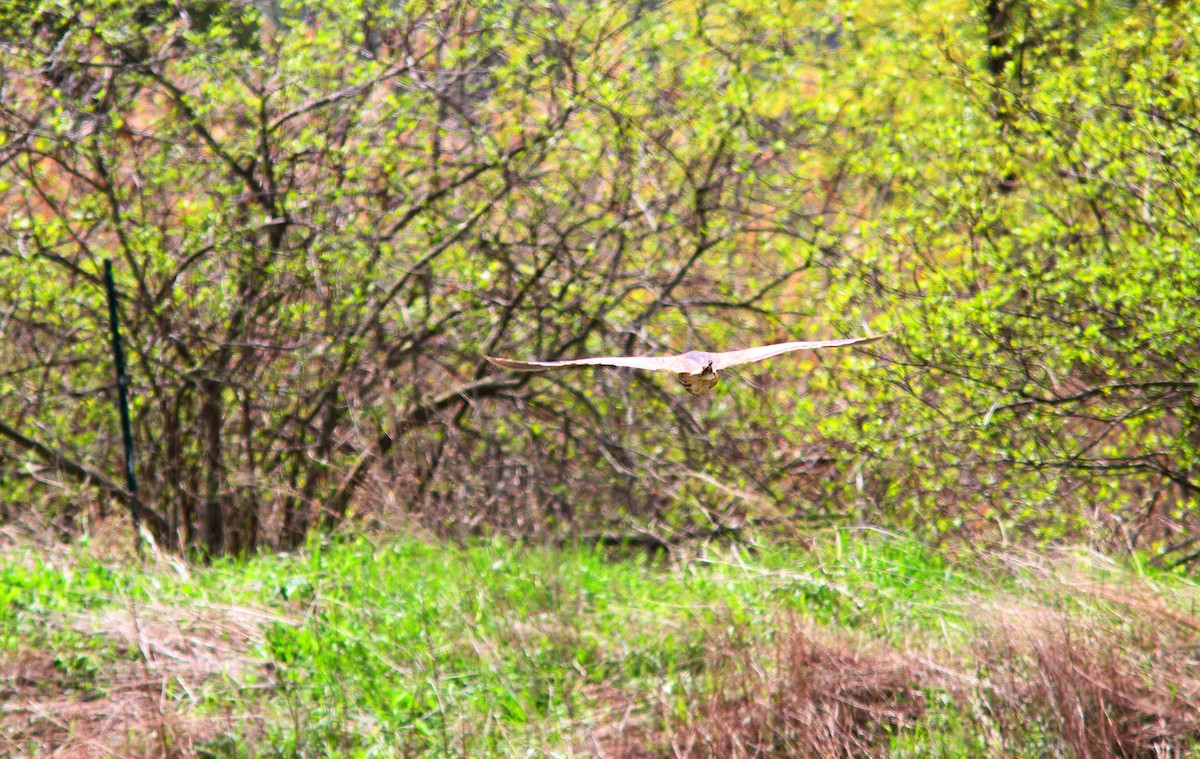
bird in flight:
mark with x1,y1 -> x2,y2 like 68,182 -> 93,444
486,334 -> 885,396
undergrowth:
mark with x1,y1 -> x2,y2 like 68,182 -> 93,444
1,529 -> 1198,757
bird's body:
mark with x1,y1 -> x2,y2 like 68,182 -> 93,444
674,353 -> 720,396
486,335 -> 884,396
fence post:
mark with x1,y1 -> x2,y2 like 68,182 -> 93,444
103,259 -> 143,556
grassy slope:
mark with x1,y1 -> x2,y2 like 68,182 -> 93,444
2,530 -> 1198,757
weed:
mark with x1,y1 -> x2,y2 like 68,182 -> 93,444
967,569 -> 1200,757
609,621 -> 927,758
2,532 -> 1199,756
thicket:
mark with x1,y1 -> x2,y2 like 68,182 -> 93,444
1,0 -> 1197,559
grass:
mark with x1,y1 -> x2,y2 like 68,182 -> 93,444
2,528 -> 1199,757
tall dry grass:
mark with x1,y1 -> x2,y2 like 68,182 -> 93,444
607,623 -> 927,758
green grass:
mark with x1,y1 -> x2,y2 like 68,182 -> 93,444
2,531 -> 1198,757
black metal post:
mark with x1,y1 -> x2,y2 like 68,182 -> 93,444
104,259 -> 143,556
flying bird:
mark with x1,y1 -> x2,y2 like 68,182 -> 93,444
486,334 -> 885,396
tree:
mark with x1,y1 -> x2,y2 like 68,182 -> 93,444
1,0 -> 872,555
818,1 -> 1200,554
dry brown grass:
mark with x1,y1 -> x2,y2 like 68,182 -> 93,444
603,622 -> 927,759
961,554 -> 1200,758
594,552 -> 1200,759
0,599 -> 280,758
1,649 -> 185,758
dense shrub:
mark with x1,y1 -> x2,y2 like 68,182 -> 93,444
2,0 -> 1198,556
815,3 -> 1200,555
0,0 -> 872,553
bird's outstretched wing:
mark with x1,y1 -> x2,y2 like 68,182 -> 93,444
705,335 -> 885,371
485,353 -> 707,374
487,334 -> 884,375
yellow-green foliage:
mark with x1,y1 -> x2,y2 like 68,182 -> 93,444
1,0 -> 1197,553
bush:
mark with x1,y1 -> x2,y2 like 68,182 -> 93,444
812,2 -> 1200,552
0,0 -> 876,554
3,0 -> 1198,556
